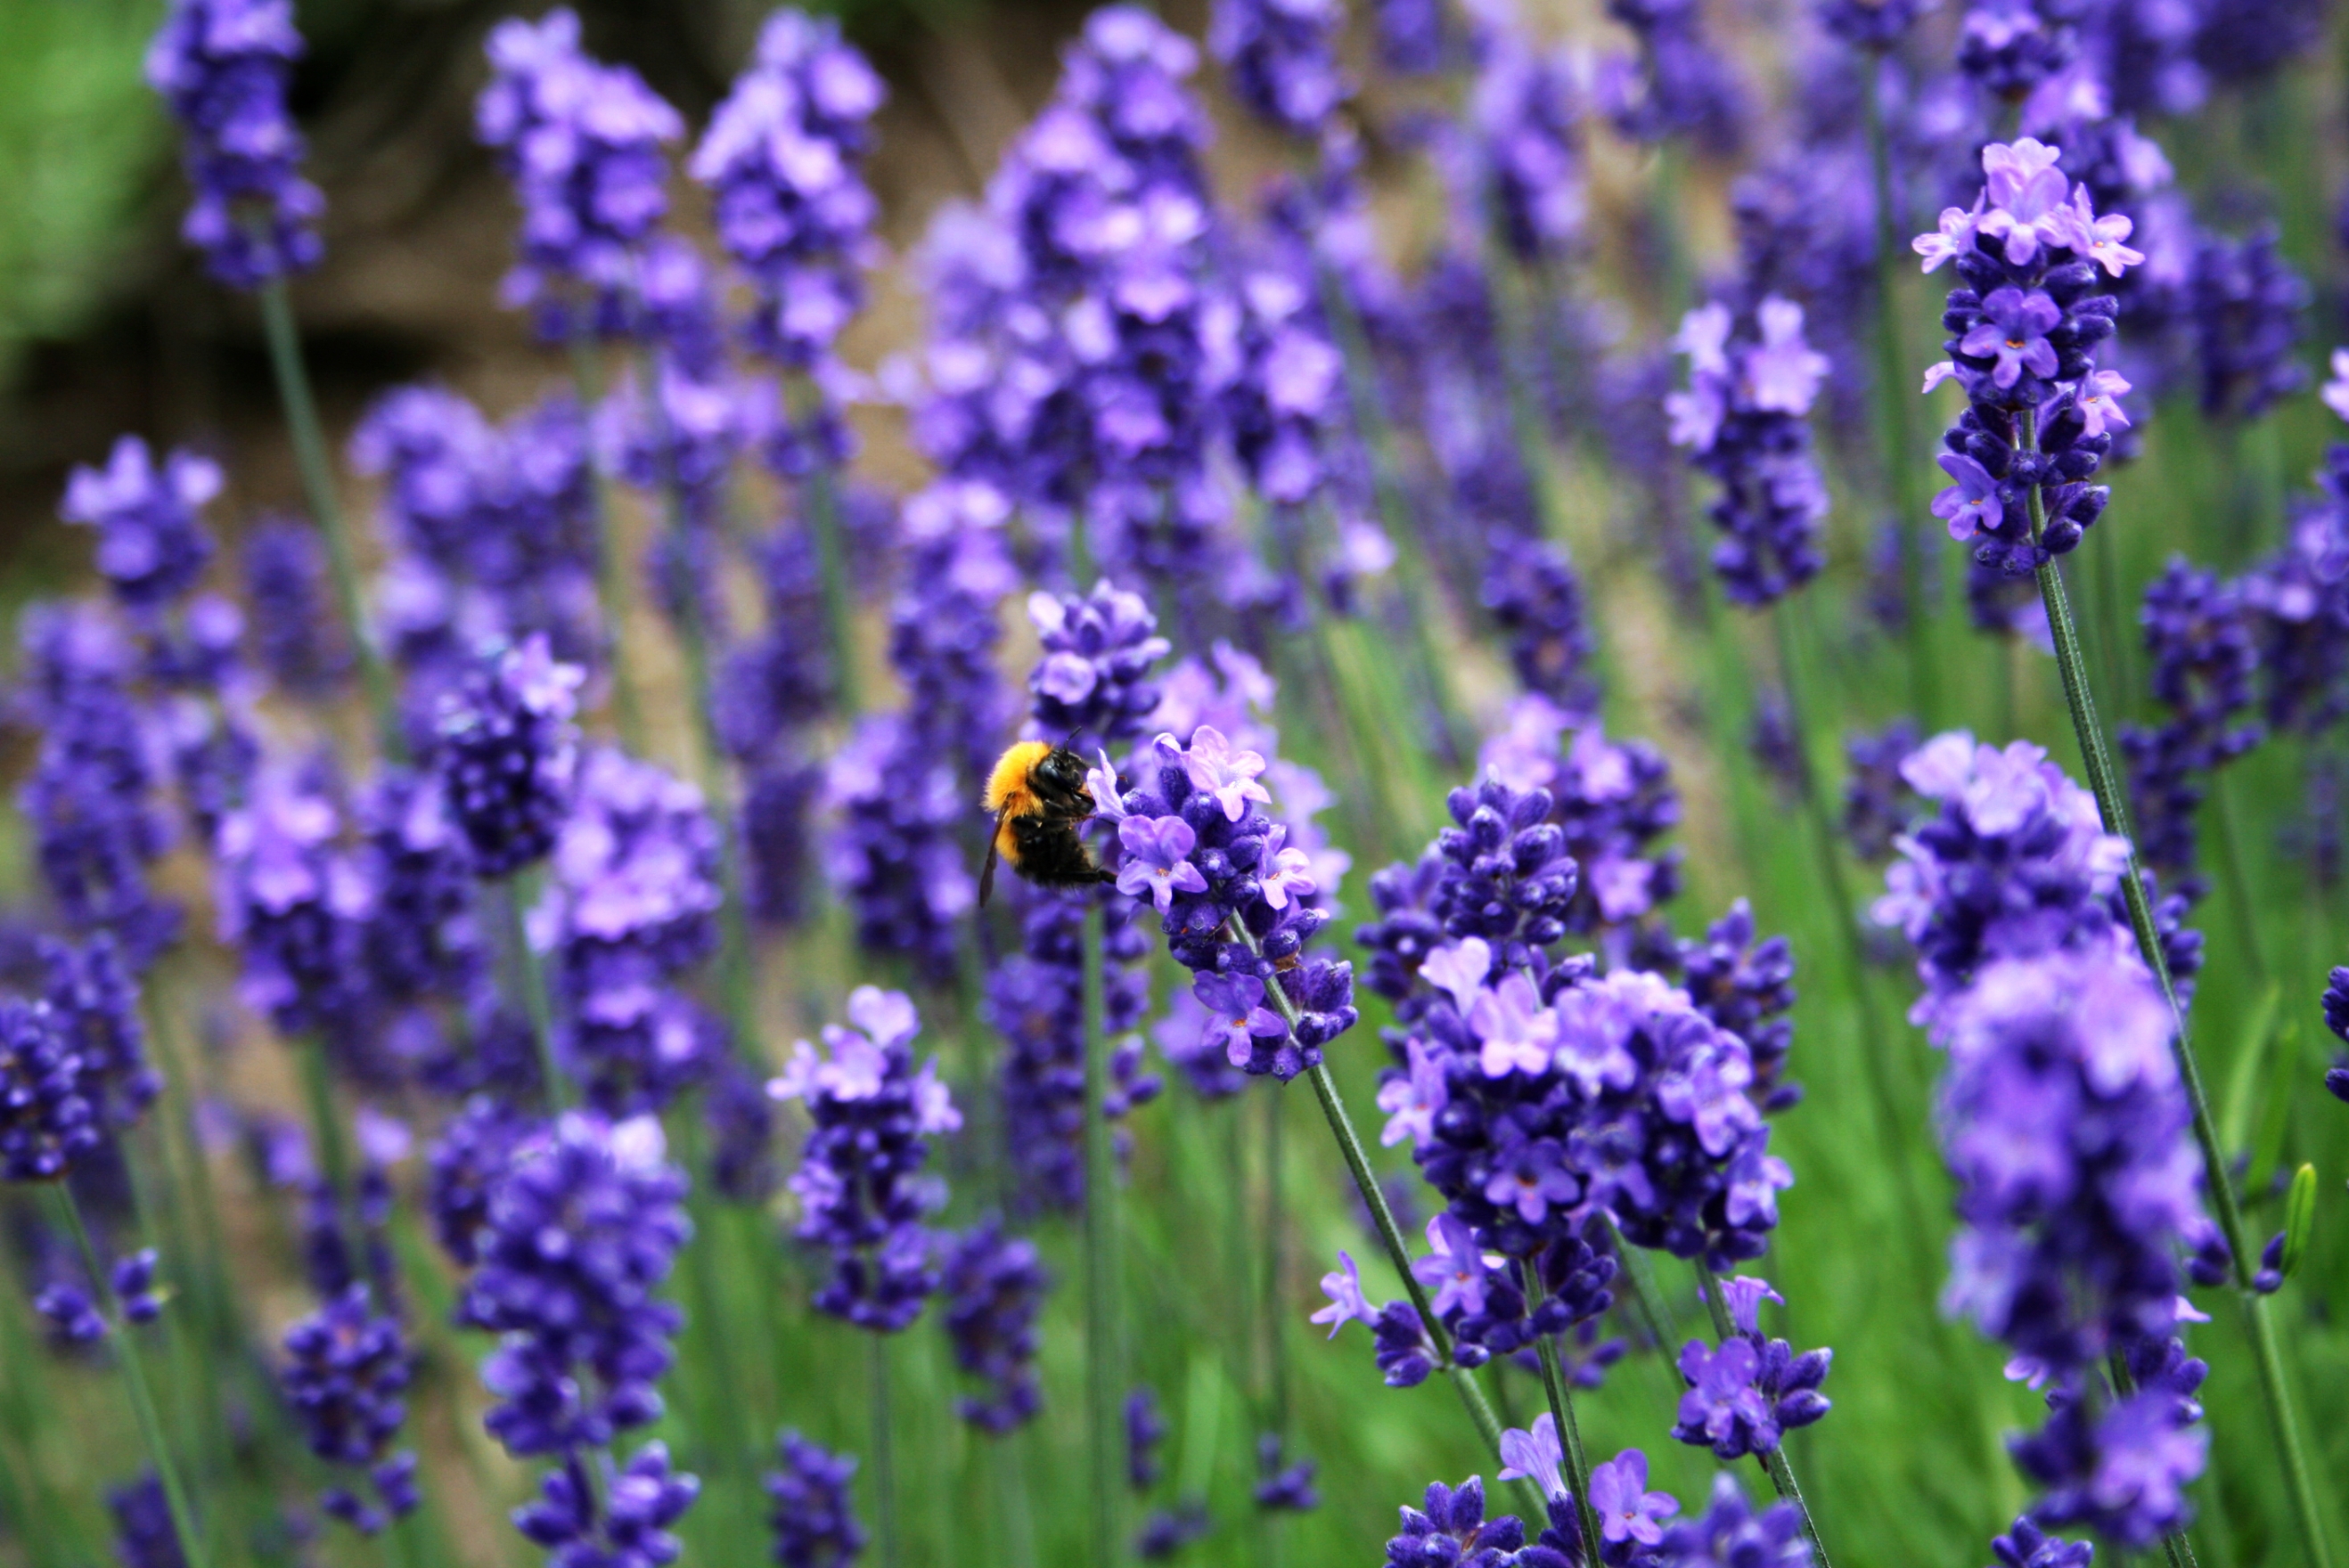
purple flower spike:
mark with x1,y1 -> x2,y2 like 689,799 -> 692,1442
767,1432 -> 864,1568
1588,1449 -> 1679,1544
147,0 -> 324,289
61,437 -> 220,611
436,634 -> 585,879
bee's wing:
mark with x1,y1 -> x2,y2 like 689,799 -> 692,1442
978,803 -> 1014,908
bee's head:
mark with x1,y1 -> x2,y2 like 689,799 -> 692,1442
1036,745 -> 1091,794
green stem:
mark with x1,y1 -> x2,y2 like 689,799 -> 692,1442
2020,412 -> 2337,1568
1531,1336 -> 1604,1564
1263,1078 -> 1290,1443
1858,52 -> 1936,727
1692,1257 -> 1832,1568
994,1430 -> 1038,1568
52,1185 -> 213,1568
1081,899 -> 1125,1564
257,275 -> 401,759
869,1331 -> 901,1568
2211,770 -> 2273,987
566,332 -> 648,755
787,376 -> 862,718
295,1026 -> 358,1270
500,874 -> 569,1111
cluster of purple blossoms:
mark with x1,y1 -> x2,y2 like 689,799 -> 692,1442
61,437 -> 220,615
41,935 -> 162,1138
1108,722 -> 1357,1082
1027,581 -> 1172,744
1474,696 -> 1685,945
986,888 -> 1161,1212
1209,0 -> 1347,140
242,519 -> 348,697
822,713 -> 973,986
939,1220 -> 1049,1433
544,749 -> 724,1114
1,997 -> 100,1182
2117,561 -> 2263,899
768,1432 -> 864,1568
1840,721 -> 1920,864
691,9 -> 884,372
475,8 -> 683,336
1916,139 -> 2139,579
1484,537 -> 1598,715
1666,297 -> 1831,608
351,387 -> 602,726
1958,0 -> 2079,102
1934,951 -> 2213,1547
1382,1460 -> 1809,1568
355,766 -> 481,1018
108,1474 -> 185,1568
2322,967 -> 2349,1103
1817,0 -> 1927,51
19,606 -> 182,969
767,987 -> 960,1332
37,1247 -> 160,1347
145,0 -> 323,289
1872,732 -> 2202,1019
515,1444 -> 699,1567
2241,448 -> 2349,736
2189,224 -> 2309,423
1459,20 -> 1586,265
426,1096 -> 534,1266
1668,1275 -> 1832,1461
448,1111 -> 692,1463
278,1284 -> 420,1535
716,521 -> 832,928
435,635 -> 585,880
213,768 -> 372,1048
1600,0 -> 1747,158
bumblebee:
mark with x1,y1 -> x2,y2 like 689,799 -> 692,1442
979,739 -> 1115,906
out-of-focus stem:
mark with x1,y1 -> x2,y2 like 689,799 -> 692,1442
1856,53 -> 1936,729
1531,1336 -> 1603,1564
869,1331 -> 901,1568
1081,898 -> 1125,1564
566,332 -> 648,754
2211,770 -> 2273,987
2020,412 -> 2337,1568
53,1185 -> 213,1568
257,276 -> 400,758
1691,1257 -> 1832,1568
499,875 -> 569,1112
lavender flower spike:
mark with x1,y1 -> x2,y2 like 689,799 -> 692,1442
147,0 -> 324,289
437,634 -> 585,879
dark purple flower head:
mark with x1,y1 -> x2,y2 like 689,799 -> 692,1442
109,1472 -> 189,1568
1633,1473 -> 1812,1568
61,437 -> 219,611
1382,1475 -> 1529,1565
1254,1433 -> 1318,1513
691,9 -> 883,370
1841,721 -> 1920,863
514,1442 -> 699,1568
1872,733 -> 2133,1017
0,998 -> 97,1182
2242,494 -> 2349,735
1475,697 -> 1683,937
1669,1275 -> 1832,1460
988,886 -> 1159,1212
214,769 -> 373,1046
1600,0 -> 1747,156
768,986 -> 959,1331
436,634 -> 585,879
450,1111 -> 691,1458
823,713 -> 975,985
1126,1384 -> 1167,1490
545,747 -> 723,1115
941,1219 -> 1049,1433
1112,724 -> 1358,1082
146,0 -> 323,288
1028,580 -> 1173,745
475,8 -> 683,336
768,1431 -> 863,1568
40,935 -> 160,1139
1209,0 -> 1347,138
280,1283 -> 417,1535
2190,225 -> 2309,423
1989,1515 -> 2094,1568
1666,298 -> 1829,608
242,518 -> 348,696
1484,537 -> 1597,714
1959,0 -> 2078,101
1461,22 -> 1587,265
1816,0 -> 1927,50
18,606 -> 182,968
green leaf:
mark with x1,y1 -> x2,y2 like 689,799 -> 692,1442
2280,1163 -> 2316,1280
2218,979 -> 2283,1158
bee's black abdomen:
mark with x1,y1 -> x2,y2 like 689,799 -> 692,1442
1009,812 -> 1106,887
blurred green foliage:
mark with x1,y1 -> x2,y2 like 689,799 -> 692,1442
0,0 -> 168,391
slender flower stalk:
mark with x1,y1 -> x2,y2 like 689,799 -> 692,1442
256,281 -> 399,755
1690,1255 -> 1829,1566
50,1185 -> 212,1568
1081,899 -> 1123,1564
